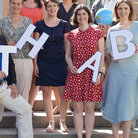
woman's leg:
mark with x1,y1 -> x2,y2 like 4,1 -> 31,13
58,86 -> 68,132
112,123 -> 120,138
74,101 -> 83,138
42,86 -> 54,132
122,120 -> 131,138
53,87 -> 60,114
84,101 -> 95,138
28,71 -> 39,108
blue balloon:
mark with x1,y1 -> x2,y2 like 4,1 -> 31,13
95,8 -> 114,26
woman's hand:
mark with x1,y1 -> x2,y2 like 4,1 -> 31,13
109,52 -> 119,61
94,74 -> 101,85
70,66 -> 78,74
7,40 -> 15,46
34,64 -> 39,77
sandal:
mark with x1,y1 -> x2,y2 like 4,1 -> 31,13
46,120 -> 55,133
59,119 -> 69,133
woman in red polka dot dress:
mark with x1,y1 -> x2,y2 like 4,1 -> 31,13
63,5 -> 104,138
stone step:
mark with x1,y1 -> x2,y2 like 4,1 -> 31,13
0,111 -> 111,128
32,91 -> 100,111
0,128 -> 138,138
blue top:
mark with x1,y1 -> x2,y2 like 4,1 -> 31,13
35,20 -> 70,63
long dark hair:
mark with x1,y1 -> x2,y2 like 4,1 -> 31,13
23,0 -> 42,8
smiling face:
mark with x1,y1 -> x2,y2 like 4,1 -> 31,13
117,2 -> 130,20
45,1 -> 59,17
9,0 -> 23,15
76,9 -> 89,26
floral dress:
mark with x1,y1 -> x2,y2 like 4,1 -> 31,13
64,26 -> 104,102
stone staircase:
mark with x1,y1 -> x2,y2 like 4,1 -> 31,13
0,91 -> 138,138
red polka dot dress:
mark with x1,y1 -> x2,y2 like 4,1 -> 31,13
64,26 -> 104,102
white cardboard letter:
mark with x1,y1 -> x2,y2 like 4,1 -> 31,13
110,30 -> 136,60
16,24 -> 49,58
77,51 -> 102,82
0,46 -> 17,75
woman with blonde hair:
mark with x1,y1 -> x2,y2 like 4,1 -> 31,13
100,0 -> 138,138
64,4 -> 104,138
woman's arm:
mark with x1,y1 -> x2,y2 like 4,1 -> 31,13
96,37 -> 105,84
34,32 -> 40,77
65,39 -> 77,74
98,37 -> 105,72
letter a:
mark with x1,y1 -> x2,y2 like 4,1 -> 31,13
77,52 -> 102,82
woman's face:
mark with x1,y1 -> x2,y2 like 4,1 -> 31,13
9,0 -> 22,15
117,2 -> 130,20
46,1 -> 59,17
76,9 -> 89,26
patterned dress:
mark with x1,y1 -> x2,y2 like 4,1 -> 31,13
64,26 -> 104,102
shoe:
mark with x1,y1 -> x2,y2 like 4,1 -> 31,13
46,120 -> 55,133
59,119 -> 69,133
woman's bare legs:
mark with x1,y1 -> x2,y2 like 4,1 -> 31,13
122,120 -> 131,138
112,123 -> 120,138
85,102 -> 95,138
53,87 -> 60,114
28,72 -> 39,108
42,86 -> 54,132
74,102 -> 83,138
58,86 -> 68,132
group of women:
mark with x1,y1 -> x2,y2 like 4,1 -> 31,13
0,0 -> 138,138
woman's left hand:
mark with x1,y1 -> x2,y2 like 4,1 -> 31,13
94,74 -> 101,85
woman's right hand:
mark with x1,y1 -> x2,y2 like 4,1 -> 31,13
109,52 -> 119,61
70,66 -> 78,74
34,64 -> 39,77
8,40 -> 15,46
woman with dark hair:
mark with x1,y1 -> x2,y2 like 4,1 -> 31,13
64,4 -> 104,138
34,0 -> 70,133
100,0 -> 138,138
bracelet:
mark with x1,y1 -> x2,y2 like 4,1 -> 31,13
99,71 -> 103,75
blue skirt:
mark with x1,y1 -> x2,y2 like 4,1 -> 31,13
36,61 -> 67,86
100,53 -> 138,124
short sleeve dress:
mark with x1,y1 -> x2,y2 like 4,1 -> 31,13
35,20 -> 70,86
64,26 -> 104,102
